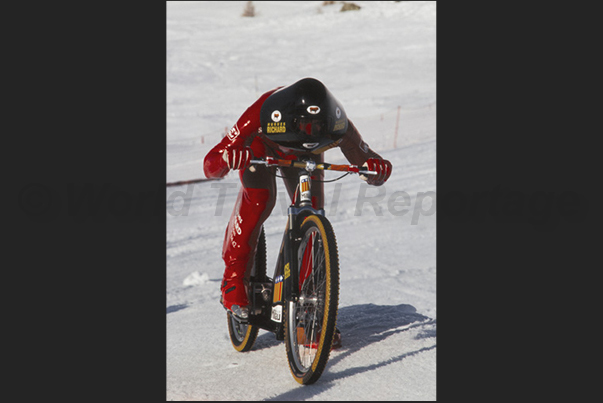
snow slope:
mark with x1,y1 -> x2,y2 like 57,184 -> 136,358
166,1 -> 436,400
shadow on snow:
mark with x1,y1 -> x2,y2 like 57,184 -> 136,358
257,303 -> 436,401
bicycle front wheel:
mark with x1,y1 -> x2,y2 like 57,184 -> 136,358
285,214 -> 339,385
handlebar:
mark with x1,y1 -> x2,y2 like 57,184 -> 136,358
250,157 -> 377,175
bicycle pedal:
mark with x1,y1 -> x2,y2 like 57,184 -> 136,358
297,327 -> 320,349
331,328 -> 342,350
297,327 -> 342,350
232,305 -> 249,318
227,305 -> 250,323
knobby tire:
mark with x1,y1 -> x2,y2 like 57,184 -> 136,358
284,215 -> 339,385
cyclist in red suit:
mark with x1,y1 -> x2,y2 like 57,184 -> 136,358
204,78 -> 392,322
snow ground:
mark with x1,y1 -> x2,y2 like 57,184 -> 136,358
167,1 -> 436,400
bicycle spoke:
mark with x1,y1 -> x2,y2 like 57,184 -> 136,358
292,227 -> 328,370
285,214 -> 339,384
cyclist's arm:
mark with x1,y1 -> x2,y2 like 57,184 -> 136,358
203,88 -> 280,178
337,119 -> 383,166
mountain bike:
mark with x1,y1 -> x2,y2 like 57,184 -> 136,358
226,156 -> 376,385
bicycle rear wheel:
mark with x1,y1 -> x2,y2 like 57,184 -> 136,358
227,226 -> 267,352
285,215 -> 339,384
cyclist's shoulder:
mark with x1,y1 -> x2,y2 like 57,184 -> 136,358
241,86 -> 283,121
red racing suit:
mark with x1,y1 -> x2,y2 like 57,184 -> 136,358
204,87 -> 388,309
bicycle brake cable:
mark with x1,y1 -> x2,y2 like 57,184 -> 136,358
313,172 -> 351,182
264,167 -> 351,182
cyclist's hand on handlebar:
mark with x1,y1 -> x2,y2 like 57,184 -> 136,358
222,147 -> 253,170
360,158 -> 392,186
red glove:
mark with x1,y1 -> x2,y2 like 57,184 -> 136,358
361,158 -> 392,186
222,147 -> 253,170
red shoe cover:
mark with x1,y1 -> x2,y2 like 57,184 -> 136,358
221,276 -> 249,311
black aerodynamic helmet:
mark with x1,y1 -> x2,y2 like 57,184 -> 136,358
260,77 -> 348,154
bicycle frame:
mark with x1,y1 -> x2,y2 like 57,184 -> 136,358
245,157 -> 376,339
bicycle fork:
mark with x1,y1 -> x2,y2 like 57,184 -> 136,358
248,166 -> 325,340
